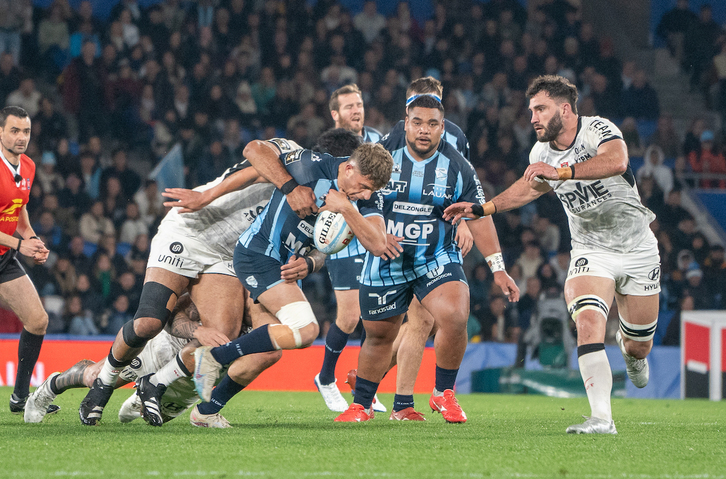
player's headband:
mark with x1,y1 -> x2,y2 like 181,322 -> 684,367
405,93 -> 442,107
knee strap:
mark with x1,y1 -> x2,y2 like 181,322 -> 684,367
133,281 -> 177,327
567,295 -> 609,321
272,301 -> 318,348
122,320 -> 150,348
619,315 -> 657,342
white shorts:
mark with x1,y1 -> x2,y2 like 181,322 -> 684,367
119,331 -> 199,419
147,224 -> 235,278
567,245 -> 661,296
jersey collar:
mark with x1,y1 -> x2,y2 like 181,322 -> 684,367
0,148 -> 22,186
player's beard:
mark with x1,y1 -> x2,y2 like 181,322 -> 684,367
340,117 -> 362,136
407,136 -> 438,158
535,111 -> 563,143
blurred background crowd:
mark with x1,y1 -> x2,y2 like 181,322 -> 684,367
0,0 -> 724,351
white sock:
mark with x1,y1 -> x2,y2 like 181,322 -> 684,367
578,348 -> 612,422
98,358 -> 123,386
150,354 -> 189,387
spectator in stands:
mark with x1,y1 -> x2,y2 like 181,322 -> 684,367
657,0 -> 698,64
37,3 -> 70,77
92,233 -> 127,277
637,174 -> 666,220
619,117 -> 644,157
0,52 -> 21,105
133,179 -> 164,228
660,189 -> 693,231
33,97 -> 67,153
79,200 -> 115,244
662,292 -> 693,346
118,201 -> 148,244
621,70 -> 660,120
109,270 -> 142,314
639,145 -> 675,197
35,151 -> 65,195
684,4 -> 723,92
515,241 -> 545,283
688,130 -> 726,188
100,176 -> 128,228
469,262 -> 493,325
649,114 -> 681,159
703,244 -> 726,308
682,117 -> 708,156
66,235 -> 91,276
103,294 -> 132,335
63,40 -> 108,142
51,256 -> 77,298
476,294 -> 520,343
100,148 -> 141,200
57,172 -> 92,219
74,273 -> 104,319
65,294 -> 99,336
6,77 -> 41,117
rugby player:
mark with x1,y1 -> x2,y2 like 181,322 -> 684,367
78,141 -> 309,426
314,85 -> 387,412
192,140 -> 393,405
335,94 -> 518,423
444,75 -> 659,434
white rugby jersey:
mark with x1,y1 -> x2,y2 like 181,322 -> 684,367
530,116 -> 656,253
160,139 -> 302,261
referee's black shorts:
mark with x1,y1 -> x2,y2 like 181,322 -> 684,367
0,249 -> 27,284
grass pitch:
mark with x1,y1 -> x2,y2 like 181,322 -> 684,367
1,387 -> 723,478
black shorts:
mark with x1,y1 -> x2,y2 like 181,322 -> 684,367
0,249 -> 27,284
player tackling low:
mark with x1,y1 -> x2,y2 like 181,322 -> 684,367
445,75 -> 660,434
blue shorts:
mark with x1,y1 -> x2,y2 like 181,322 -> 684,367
359,262 -> 468,321
325,254 -> 365,290
233,244 -> 286,301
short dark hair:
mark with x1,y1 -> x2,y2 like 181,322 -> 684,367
329,84 -> 362,112
406,76 -> 443,98
526,75 -> 579,115
313,128 -> 362,157
406,95 -> 444,114
0,106 -> 29,127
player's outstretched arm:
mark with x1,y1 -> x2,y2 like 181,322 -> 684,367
244,140 -> 317,218
524,139 -> 628,183
321,188 -> 387,256
444,177 -> 550,224
162,166 -> 263,213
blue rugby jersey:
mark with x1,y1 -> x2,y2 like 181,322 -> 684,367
359,138 -> 486,287
326,125 -> 385,261
238,147 -> 384,263
362,125 -> 383,144
382,119 -> 470,161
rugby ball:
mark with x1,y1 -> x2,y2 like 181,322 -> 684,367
314,210 -> 355,254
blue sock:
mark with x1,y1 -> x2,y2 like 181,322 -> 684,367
211,324 -> 275,365
435,365 -> 459,392
197,375 -> 245,415
319,323 -> 349,385
393,394 -> 414,412
353,376 -> 378,410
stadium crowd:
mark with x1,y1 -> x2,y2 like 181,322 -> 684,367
0,0 -> 724,349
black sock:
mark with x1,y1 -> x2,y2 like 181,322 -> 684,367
13,329 -> 44,399
434,365 -> 459,393
197,375 -> 245,415
211,324 -> 275,365
353,376 -> 379,410
319,323 -> 349,385
393,394 -> 415,412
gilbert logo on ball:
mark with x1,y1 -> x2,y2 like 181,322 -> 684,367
314,210 -> 355,254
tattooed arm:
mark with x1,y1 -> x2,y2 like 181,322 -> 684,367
165,293 -> 231,346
